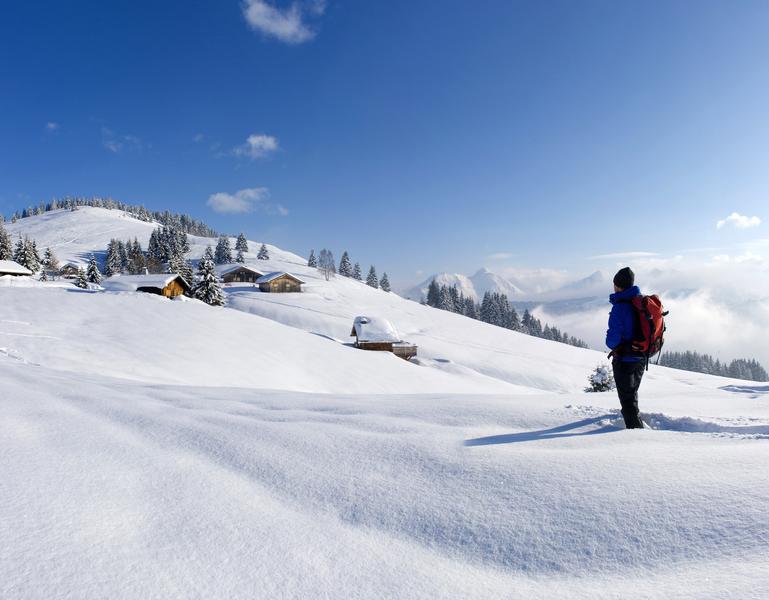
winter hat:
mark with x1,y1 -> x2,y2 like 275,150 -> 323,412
613,267 -> 635,290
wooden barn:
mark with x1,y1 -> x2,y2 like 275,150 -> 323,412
350,316 -> 418,361
59,263 -> 80,278
218,264 -> 264,285
102,274 -> 190,298
0,260 -> 33,277
257,272 -> 304,293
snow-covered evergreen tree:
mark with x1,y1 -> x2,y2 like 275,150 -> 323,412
203,245 -> 215,262
380,272 -> 391,292
214,236 -> 233,264
338,252 -> 353,277
585,364 -> 616,393
307,249 -> 317,268
236,249 -> 245,263
75,267 -> 89,289
352,262 -> 362,281
104,239 -> 123,276
366,266 -> 378,289
426,280 -> 441,307
86,256 -> 102,284
0,223 -> 12,260
235,233 -> 249,254
257,243 -> 269,260
39,270 -> 48,282
193,257 -> 226,306
42,247 -> 59,274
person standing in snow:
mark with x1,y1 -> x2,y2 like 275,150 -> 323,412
606,267 -> 645,429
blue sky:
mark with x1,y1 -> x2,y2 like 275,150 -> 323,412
1,0 -> 768,287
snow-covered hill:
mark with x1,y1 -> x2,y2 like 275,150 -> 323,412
3,207 -> 769,599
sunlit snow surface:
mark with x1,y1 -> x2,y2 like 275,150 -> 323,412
2,209 -> 769,599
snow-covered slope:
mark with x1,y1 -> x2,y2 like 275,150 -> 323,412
4,206 -> 304,267
3,207 -> 769,598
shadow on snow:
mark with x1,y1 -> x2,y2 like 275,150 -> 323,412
464,415 -> 620,447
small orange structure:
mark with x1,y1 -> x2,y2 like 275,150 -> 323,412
102,274 -> 190,298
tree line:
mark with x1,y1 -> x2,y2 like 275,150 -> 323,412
659,350 -> 768,382
424,279 -> 589,349
0,196 -> 218,238
307,249 -> 391,291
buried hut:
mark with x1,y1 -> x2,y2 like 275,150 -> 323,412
257,271 -> 304,293
58,263 -> 80,279
102,274 -> 190,298
350,316 -> 417,361
0,259 -> 33,277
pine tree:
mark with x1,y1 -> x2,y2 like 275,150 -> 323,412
426,280 -> 441,307
352,262 -> 362,281
339,252 -> 353,277
380,272 -> 391,292
0,223 -> 12,260
307,249 -> 317,268
585,364 -> 616,392
214,236 -> 232,264
366,266 -> 378,289
236,249 -> 245,263
75,267 -> 89,289
42,247 -> 59,274
39,270 -> 48,282
257,243 -> 269,260
86,256 -> 102,284
193,257 -> 226,306
235,233 -> 249,254
104,239 -> 122,276
203,245 -> 215,262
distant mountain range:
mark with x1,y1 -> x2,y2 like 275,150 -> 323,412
403,268 -> 607,304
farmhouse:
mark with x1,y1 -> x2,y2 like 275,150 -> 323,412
218,264 -> 264,285
257,272 -> 304,293
102,274 -> 190,298
0,260 -> 33,277
350,316 -> 418,361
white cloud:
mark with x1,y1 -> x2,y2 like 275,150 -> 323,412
716,212 -> 761,230
101,127 -> 142,154
242,0 -> 325,44
233,133 -> 279,159
45,122 -> 60,132
193,133 -> 205,143
206,187 -> 288,216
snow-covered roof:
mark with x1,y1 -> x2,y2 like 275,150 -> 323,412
102,274 -> 190,292
350,316 -> 402,343
0,260 -> 32,276
216,264 -> 264,276
256,271 -> 305,284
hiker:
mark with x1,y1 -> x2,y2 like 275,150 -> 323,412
606,267 -> 645,429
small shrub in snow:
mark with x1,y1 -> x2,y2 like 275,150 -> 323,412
585,364 -> 615,393
75,267 -> 89,289
257,243 -> 269,260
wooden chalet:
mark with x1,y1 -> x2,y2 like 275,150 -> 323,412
102,274 -> 190,298
59,263 -> 80,278
257,271 -> 304,293
0,260 -> 33,277
218,264 -> 265,285
350,316 -> 418,361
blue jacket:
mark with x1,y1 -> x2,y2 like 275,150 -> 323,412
606,285 -> 643,362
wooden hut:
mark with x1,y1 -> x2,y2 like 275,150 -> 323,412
0,260 -> 33,277
101,274 -> 190,298
59,263 -> 80,279
350,316 -> 418,361
218,264 -> 264,285
257,272 -> 304,293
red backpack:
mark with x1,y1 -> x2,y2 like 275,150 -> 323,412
611,294 -> 669,369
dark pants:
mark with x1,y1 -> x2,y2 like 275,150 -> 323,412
613,360 -> 646,429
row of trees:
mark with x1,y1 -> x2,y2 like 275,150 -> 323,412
424,279 -> 589,349
659,351 -> 768,382
307,249 -> 391,291
213,234 -> 269,265
1,196 -> 218,238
